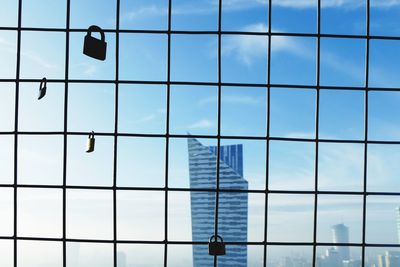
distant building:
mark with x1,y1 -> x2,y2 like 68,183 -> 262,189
396,207 -> 400,244
187,138 -> 248,267
332,223 -> 350,262
377,251 -> 400,267
317,247 -> 341,267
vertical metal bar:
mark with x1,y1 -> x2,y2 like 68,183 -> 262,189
163,0 -> 172,266
361,0 -> 370,266
13,0 -> 23,266
263,0 -> 272,266
312,0 -> 322,266
62,0 -> 71,266
213,0 -> 223,266
113,0 -> 121,266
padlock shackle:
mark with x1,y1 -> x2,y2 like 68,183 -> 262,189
89,131 -> 95,138
209,234 -> 223,243
40,77 -> 47,89
87,25 -> 105,42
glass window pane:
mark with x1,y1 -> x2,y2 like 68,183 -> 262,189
170,85 -> 218,135
120,33 -> 167,81
18,135 -> 63,185
319,90 -> 364,140
320,38 -> 365,87
318,143 -> 364,192
168,191 -> 214,242
272,1 -> 317,33
371,0 -> 400,36
0,135 -> 14,184
171,0 -> 218,31
117,244 -> 164,267
316,246 -> 362,266
20,32 -> 65,79
18,241 -> 62,267
19,82 -> 64,131
0,188 -> 13,237
69,32 -> 116,80
217,245 -> 253,267
367,144 -> 400,192
17,188 -> 62,238
248,245 -> 264,267
222,2 -> 268,32
67,135 -> 114,187
271,36 -> 316,86
267,246 -> 313,267
221,35 -> 268,84
22,0 -> 66,28
120,0 -> 168,30
365,247 -> 400,267
168,138 -> 217,189
369,91 -> 400,141
67,242 -> 113,267
270,88 -> 315,138
369,40 -> 400,88
117,190 -> 164,241
220,139 -> 266,190
118,84 -> 166,134
171,35 -> 218,82
0,240 -> 13,267
68,83 -> 115,133
0,31 -> 17,79
168,244 -> 205,267
117,137 -> 165,188
267,194 -> 314,242
269,141 -> 315,191
218,193 -> 265,243
70,0 -> 116,29
321,0 -> 366,35
66,189 -> 113,240
366,196 -> 400,244
221,87 -> 267,137
317,195 -> 363,244
0,0 -> 18,27
0,83 -> 15,131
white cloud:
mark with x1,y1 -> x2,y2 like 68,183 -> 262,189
125,5 -> 168,20
187,119 -> 214,129
198,94 -> 260,106
1,37 -> 57,70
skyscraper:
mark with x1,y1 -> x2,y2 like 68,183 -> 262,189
187,138 -> 248,267
396,206 -> 400,244
332,223 -> 350,262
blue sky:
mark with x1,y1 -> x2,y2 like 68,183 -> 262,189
1,0 -> 400,266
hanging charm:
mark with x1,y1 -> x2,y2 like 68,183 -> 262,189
86,131 -> 95,153
208,235 -> 226,256
83,25 -> 107,60
38,77 -> 47,100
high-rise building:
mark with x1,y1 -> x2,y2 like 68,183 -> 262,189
396,207 -> 400,244
187,138 -> 248,267
332,223 -> 350,262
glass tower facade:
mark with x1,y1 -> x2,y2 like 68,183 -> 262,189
187,138 -> 248,266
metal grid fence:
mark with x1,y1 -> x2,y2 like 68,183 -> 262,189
0,0 -> 399,266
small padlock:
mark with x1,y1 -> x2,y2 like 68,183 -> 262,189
38,77 -> 47,100
86,131 -> 95,153
208,235 -> 226,256
83,25 -> 107,61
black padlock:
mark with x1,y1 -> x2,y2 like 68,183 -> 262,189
208,235 -> 226,256
86,131 -> 95,153
38,77 -> 47,100
83,25 -> 107,61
